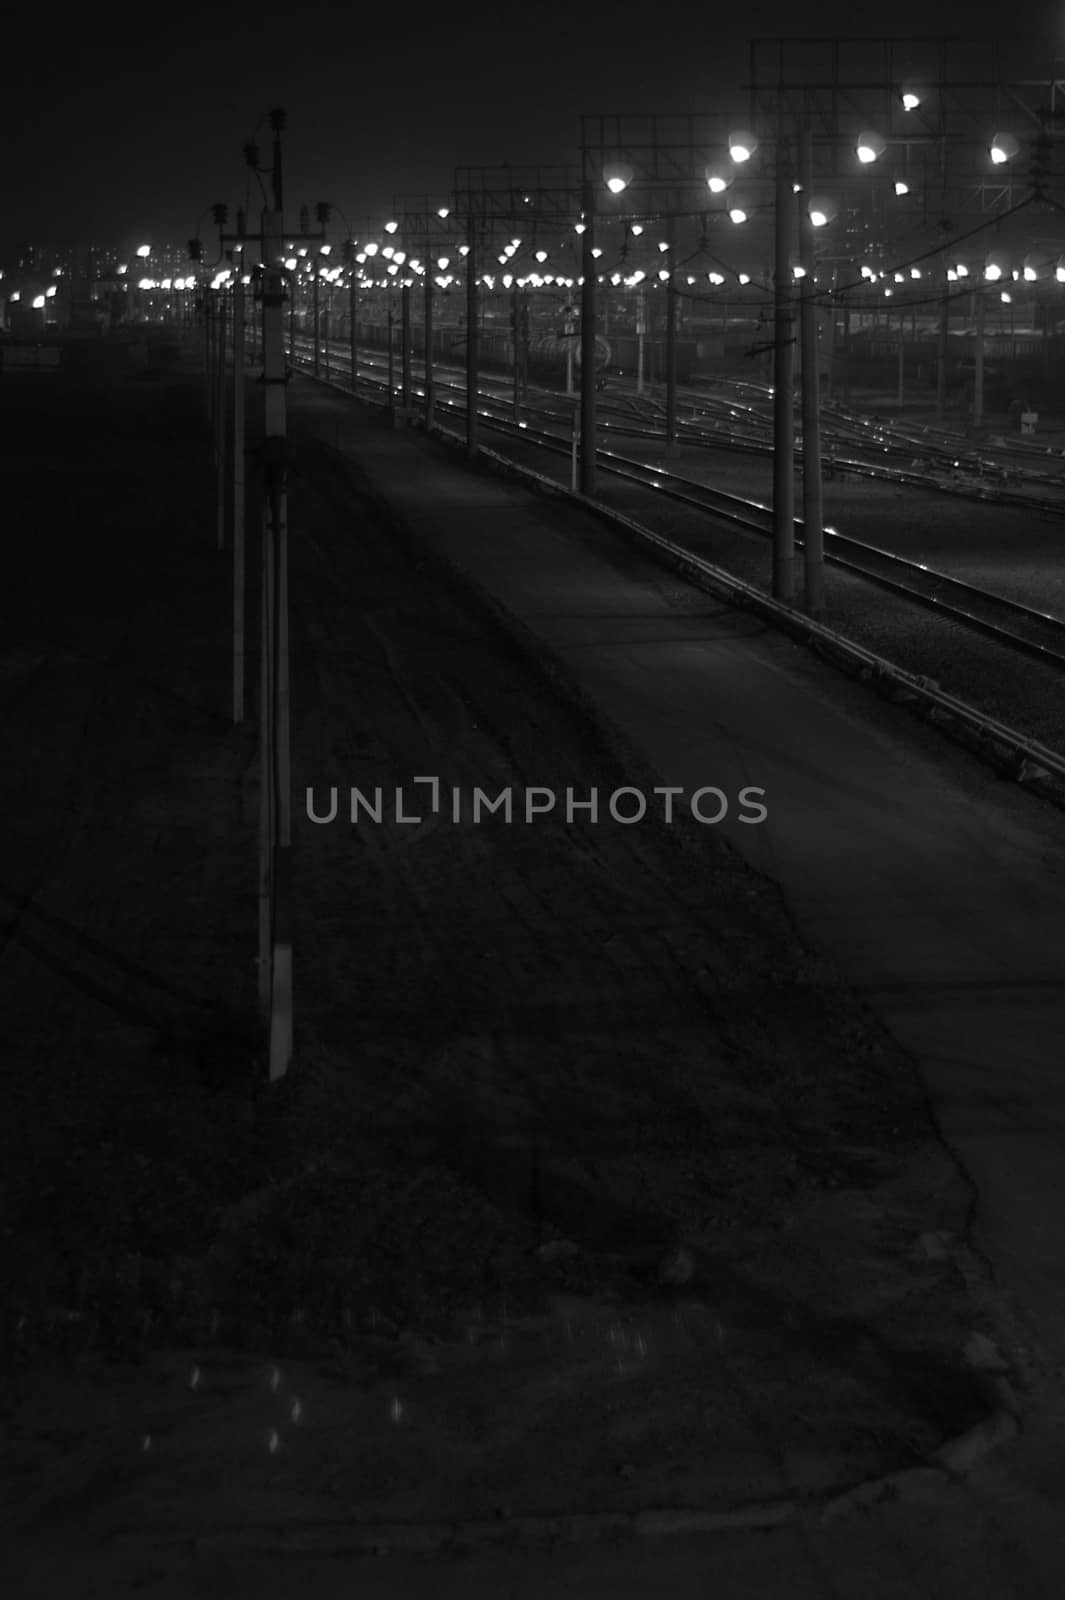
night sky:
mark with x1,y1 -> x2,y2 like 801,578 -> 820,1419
3,0 -> 1058,256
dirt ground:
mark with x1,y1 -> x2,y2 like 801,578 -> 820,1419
0,348 -> 1021,1581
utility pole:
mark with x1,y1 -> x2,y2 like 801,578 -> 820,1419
215,286 -> 227,552
897,306 -> 905,410
387,280 -> 395,407
312,265 -> 320,378
423,235 -> 434,425
465,204 -> 479,457
232,264 -> 246,723
261,109 -> 293,1082
665,215 -> 679,457
973,287 -> 985,426
347,239 -> 358,396
401,273 -> 412,417
579,174 -> 597,495
798,124 -> 824,618
937,288 -> 949,422
636,286 -> 646,395
772,129 -> 796,604
204,291 -> 214,423
511,280 -> 521,420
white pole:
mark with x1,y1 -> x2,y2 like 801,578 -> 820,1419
232,273 -> 246,722
263,198 -> 293,1081
216,288 -> 227,551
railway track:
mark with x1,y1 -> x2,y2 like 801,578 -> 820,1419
288,335 -> 1065,677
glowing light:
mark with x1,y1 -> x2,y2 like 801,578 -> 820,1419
728,208 -> 747,225
604,163 -> 634,195
32,294 -> 45,308
894,181 -> 910,196
901,91 -> 921,110
856,130 -> 886,164
631,223 -> 643,236
990,132 -> 1020,165
136,244 -> 151,258
728,130 -> 757,162
384,220 -> 399,233
437,207 -> 449,218
705,170 -> 729,193
738,273 -> 750,285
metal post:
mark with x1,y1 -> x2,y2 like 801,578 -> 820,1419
205,292 -> 215,424
465,207 -> 479,457
974,287 -> 985,427
665,217 -> 679,457
936,289 -> 949,423
579,175 -> 597,495
288,274 -> 295,363
897,308 -> 905,410
401,278 -> 411,414
511,281 -> 521,420
423,240 -> 434,424
772,131 -> 796,604
387,281 -> 395,404
258,462 -> 275,1018
349,250 -> 358,395
313,269 -> 320,378
798,126 -> 824,618
232,272 -> 246,723
636,287 -> 646,395
216,287 -> 227,551
262,115 -> 293,1081
323,288 -> 331,382
565,297 -> 575,395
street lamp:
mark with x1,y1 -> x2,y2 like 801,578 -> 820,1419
603,162 -> 635,194
855,130 -> 887,164
728,130 -> 758,162
989,131 -> 1020,164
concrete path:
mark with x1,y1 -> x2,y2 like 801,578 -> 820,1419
286,387 -> 1065,1591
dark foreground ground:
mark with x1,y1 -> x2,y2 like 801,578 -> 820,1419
0,349 -> 1023,1586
